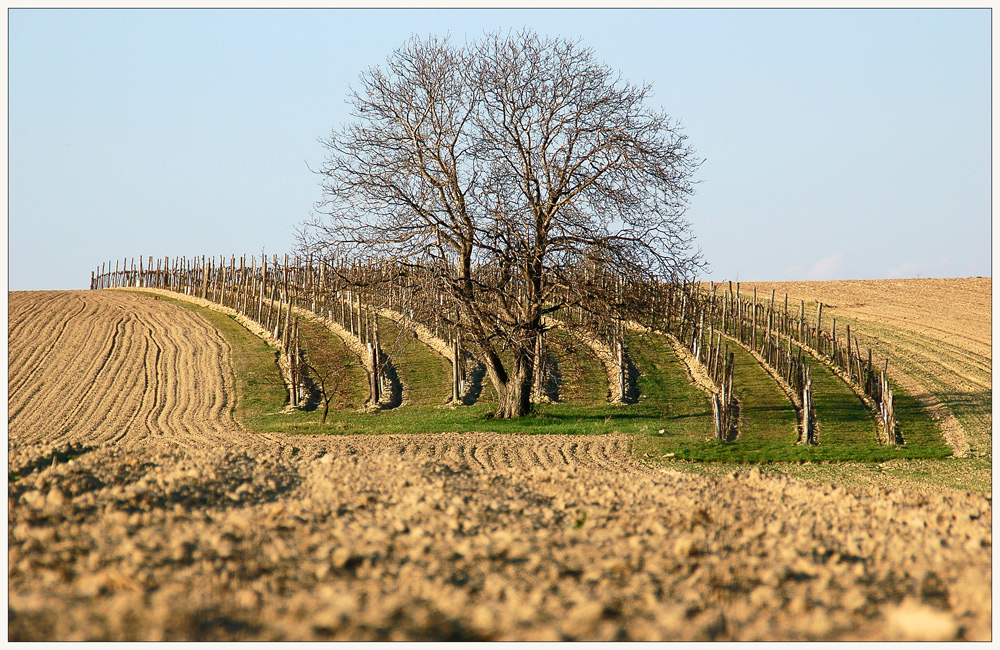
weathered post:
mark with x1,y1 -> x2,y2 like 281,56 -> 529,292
816,302 -> 823,353
799,299 -> 805,344
455,336 -> 463,403
712,393 -> 723,440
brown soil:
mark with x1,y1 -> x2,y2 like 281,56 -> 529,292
739,278 -> 991,457
8,290 -> 992,641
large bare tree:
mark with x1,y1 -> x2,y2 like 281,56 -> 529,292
302,30 -> 703,418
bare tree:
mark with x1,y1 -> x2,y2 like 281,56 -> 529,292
302,30 -> 703,418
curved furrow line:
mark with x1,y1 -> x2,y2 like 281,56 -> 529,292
171,314 -> 230,446
520,443 -> 546,470
94,313 -> 160,447
444,443 -> 466,467
85,315 -> 152,446
151,311 -> 183,441
490,441 -> 512,469
166,317 -> 212,444
8,295 -> 97,410
472,442 -> 494,472
463,443 -> 489,472
160,307 -> 242,448
200,323 -> 239,433
613,437 -> 645,472
163,318 -> 200,443
557,441 -> 575,467
592,439 -> 624,472
7,293 -> 83,393
497,441 -> 515,470
107,318 -> 156,446
38,311 -> 138,447
23,311 -> 133,446
8,297 -> 98,442
595,439 -> 623,471
8,291 -> 66,345
140,319 -> 167,442
537,442 -> 560,468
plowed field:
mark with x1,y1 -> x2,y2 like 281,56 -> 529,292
8,291 -> 278,454
7,290 -> 992,641
740,278 -> 991,458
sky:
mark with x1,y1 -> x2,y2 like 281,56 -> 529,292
7,8 -> 992,290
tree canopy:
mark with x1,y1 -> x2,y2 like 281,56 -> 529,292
302,29 -> 703,417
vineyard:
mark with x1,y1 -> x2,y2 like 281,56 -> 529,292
88,254 -> 953,462
9,273 -> 989,642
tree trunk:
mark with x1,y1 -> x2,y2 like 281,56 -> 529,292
480,345 -> 535,419
494,361 -> 533,418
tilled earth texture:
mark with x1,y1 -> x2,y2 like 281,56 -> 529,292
8,290 -> 992,641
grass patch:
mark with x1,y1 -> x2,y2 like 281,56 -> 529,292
296,317 -> 369,411
545,329 -> 610,404
376,316 -> 453,407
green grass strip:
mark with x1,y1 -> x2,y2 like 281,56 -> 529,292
376,316 -> 453,407
546,329 -> 610,404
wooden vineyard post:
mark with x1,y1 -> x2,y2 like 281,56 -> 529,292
455,335 -> 463,403
374,316 -> 383,405
258,256 -> 268,323
845,324 -> 853,382
289,317 -> 299,408
712,393 -> 723,440
201,257 -> 210,299
219,257 -> 226,306
724,351 -> 735,436
802,365 -> 814,444
799,299 -> 805,345
783,293 -> 788,337
368,341 -> 380,406
767,289 -> 775,355
816,302 -> 823,354
880,364 -> 897,445
617,329 -> 626,403
282,255 -> 292,350
831,318 -> 837,364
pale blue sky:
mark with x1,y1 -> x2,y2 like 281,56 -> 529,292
8,8 -> 991,290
